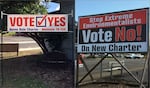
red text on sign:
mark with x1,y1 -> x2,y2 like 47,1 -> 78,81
47,17 -> 66,26
115,25 -> 142,42
9,17 -> 35,26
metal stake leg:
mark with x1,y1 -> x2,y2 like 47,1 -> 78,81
111,54 -> 145,88
140,52 -> 149,88
0,31 -> 3,88
80,56 -> 94,81
76,54 -> 79,88
78,54 -> 108,83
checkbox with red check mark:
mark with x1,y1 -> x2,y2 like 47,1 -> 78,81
36,15 -> 47,27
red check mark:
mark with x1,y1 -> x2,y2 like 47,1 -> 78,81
38,15 -> 47,26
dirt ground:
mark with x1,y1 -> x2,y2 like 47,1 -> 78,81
79,83 -> 138,88
0,54 -> 74,88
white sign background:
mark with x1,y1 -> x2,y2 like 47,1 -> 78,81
7,14 -> 68,32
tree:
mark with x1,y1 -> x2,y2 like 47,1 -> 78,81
1,1 -> 47,14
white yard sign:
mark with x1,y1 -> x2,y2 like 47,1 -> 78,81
7,14 -> 68,32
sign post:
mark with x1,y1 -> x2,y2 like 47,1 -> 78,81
0,10 -> 4,87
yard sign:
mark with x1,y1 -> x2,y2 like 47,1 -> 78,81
77,8 -> 149,53
7,14 -> 68,32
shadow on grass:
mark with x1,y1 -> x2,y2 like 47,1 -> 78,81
0,54 -> 74,88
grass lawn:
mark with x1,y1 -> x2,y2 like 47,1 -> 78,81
0,51 -> 74,88
3,76 -> 48,88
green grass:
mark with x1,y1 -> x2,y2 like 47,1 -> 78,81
2,50 -> 42,59
4,32 -> 16,36
3,76 -> 48,88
